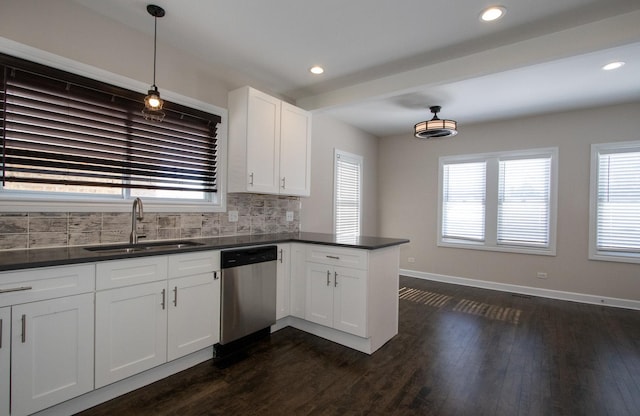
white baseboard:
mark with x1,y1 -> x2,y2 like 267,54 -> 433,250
400,269 -> 640,311
273,317 -> 374,354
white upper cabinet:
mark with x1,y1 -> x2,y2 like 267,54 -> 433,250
279,102 -> 311,196
228,86 -> 311,197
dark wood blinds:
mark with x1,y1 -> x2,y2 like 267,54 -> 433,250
0,53 -> 221,193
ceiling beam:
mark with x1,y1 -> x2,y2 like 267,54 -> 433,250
296,10 -> 640,112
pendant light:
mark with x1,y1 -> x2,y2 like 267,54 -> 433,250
414,106 -> 458,138
142,4 -> 166,122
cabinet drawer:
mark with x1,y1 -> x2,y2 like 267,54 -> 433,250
168,250 -> 220,278
0,264 -> 95,307
306,245 -> 368,270
96,256 -> 168,290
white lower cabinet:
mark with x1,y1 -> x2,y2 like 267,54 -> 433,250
305,263 -> 367,337
95,251 -> 221,388
276,244 -> 291,320
95,280 -> 168,388
11,293 -> 95,416
0,307 -> 9,416
0,264 -> 95,416
289,243 -> 307,319
167,272 -> 220,361
166,251 -> 221,362
299,244 -> 401,355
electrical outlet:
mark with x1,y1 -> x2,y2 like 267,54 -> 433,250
228,210 -> 238,222
286,211 -> 294,222
536,272 -> 548,279
408,257 -> 416,263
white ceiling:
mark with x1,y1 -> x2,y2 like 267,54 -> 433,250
74,0 -> 640,137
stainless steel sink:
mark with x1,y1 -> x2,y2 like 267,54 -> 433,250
85,240 -> 203,254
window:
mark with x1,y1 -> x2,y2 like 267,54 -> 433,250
439,148 -> 557,255
0,51 -> 225,211
498,157 -> 552,247
442,161 -> 486,242
334,149 -> 362,239
590,141 -> 640,263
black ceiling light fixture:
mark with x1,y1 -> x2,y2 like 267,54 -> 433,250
414,106 -> 458,138
142,4 -> 166,122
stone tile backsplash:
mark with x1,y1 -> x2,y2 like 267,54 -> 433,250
0,193 -> 301,250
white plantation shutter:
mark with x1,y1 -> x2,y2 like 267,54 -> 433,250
596,150 -> 640,253
334,150 -> 362,237
498,157 -> 551,247
442,162 -> 486,241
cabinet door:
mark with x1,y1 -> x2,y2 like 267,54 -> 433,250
246,89 -> 281,194
332,266 -> 368,337
305,262 -> 334,328
0,307 -> 9,416
95,281 -> 167,388
167,272 -> 219,361
11,293 -> 94,416
290,243 -> 307,318
280,102 -> 311,197
276,244 -> 291,320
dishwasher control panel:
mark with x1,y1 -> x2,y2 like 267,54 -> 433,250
221,245 -> 277,268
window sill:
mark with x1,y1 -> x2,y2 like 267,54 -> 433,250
0,197 -> 226,213
589,252 -> 640,265
438,240 -> 556,256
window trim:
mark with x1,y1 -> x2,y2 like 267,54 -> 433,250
438,147 -> 558,256
589,140 -> 640,264
0,37 -> 227,213
333,148 -> 363,238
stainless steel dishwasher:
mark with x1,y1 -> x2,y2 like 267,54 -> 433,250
219,245 -> 277,347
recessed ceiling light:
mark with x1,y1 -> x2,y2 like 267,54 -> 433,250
480,6 -> 506,22
309,66 -> 324,75
602,61 -> 625,71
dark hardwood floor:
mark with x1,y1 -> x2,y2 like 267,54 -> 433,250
78,276 -> 640,416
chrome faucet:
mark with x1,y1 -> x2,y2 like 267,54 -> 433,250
130,198 -> 145,244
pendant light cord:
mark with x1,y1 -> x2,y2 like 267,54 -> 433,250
152,15 -> 158,87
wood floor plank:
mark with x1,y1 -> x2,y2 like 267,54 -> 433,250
78,276 -> 640,416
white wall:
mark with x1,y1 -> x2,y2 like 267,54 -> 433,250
0,0 -> 264,110
300,114 -> 379,236
379,102 -> 640,301
0,0 -> 381,238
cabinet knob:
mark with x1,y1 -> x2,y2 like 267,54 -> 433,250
334,271 -> 338,287
281,177 -> 286,189
161,289 -> 166,310
249,172 -> 254,186
326,270 -> 331,286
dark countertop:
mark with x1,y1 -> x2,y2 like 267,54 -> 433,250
0,232 -> 409,272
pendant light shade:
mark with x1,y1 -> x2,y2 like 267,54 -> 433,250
142,4 -> 166,122
414,106 -> 458,138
